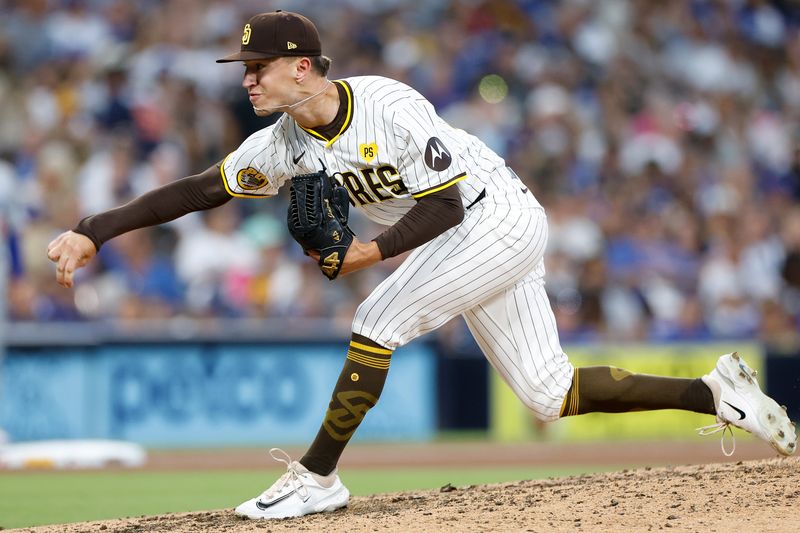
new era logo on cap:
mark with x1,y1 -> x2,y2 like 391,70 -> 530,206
217,10 -> 322,63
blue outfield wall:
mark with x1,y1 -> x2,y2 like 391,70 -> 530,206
0,342 -> 436,447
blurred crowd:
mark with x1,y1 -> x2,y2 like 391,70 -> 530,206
1,0 -> 800,348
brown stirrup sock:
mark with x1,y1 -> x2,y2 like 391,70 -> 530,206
300,333 -> 392,476
559,366 -> 716,417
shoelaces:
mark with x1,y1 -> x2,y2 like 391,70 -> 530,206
259,448 -> 311,502
696,422 -> 736,456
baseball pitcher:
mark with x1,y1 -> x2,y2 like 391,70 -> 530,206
47,10 -> 796,521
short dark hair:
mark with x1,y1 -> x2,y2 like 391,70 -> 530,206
311,55 -> 332,76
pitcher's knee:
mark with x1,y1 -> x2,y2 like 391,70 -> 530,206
515,365 -> 573,422
351,309 -> 403,350
525,395 -> 565,422
509,384 -> 567,422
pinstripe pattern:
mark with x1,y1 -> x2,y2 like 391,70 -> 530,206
463,268 -> 574,421
219,76 -> 540,224
219,74 -> 572,421
352,203 -> 573,420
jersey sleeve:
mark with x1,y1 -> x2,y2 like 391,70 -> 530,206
393,98 -> 468,199
219,126 -> 288,198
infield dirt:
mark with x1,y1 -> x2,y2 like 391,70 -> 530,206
14,455 -> 800,533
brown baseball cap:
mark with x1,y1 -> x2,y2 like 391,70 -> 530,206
216,10 -> 321,63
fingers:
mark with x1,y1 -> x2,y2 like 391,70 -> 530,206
46,234 -> 65,262
48,231 -> 94,288
56,253 -> 77,288
47,233 -> 69,287
55,256 -> 68,287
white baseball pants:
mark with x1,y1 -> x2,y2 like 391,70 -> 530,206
352,197 -> 574,421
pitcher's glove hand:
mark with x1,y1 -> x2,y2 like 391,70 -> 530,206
287,168 -> 355,280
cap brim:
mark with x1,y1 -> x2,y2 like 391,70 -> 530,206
215,50 -> 284,63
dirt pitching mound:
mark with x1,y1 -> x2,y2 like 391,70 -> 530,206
18,457 -> 799,533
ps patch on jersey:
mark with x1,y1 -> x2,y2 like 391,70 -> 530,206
424,137 -> 452,171
237,167 -> 267,190
359,142 -> 378,164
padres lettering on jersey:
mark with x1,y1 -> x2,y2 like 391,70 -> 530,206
338,166 -> 407,206
220,76 -> 531,226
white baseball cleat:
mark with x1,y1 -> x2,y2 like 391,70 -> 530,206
700,352 -> 797,456
235,448 -> 349,519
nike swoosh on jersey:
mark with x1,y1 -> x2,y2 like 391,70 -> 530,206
723,401 -> 746,420
255,490 -> 296,510
466,188 -> 486,210
293,151 -> 306,165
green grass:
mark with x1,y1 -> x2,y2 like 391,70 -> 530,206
0,465 -> 610,528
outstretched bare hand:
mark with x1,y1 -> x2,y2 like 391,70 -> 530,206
46,231 -> 97,288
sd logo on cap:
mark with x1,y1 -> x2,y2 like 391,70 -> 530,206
217,10 -> 322,63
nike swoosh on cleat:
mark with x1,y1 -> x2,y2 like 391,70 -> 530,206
723,401 -> 746,420
255,490 -> 295,510
293,152 -> 306,165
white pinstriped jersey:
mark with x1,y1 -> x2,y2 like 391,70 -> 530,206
222,74 -> 571,419
220,75 -> 540,225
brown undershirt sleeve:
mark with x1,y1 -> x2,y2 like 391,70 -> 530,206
372,184 -> 464,260
72,164 -> 233,251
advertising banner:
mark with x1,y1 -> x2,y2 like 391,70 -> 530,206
0,342 -> 435,446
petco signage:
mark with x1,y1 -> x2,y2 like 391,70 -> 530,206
0,343 -> 435,446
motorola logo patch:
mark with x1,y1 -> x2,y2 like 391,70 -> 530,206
424,137 -> 452,171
